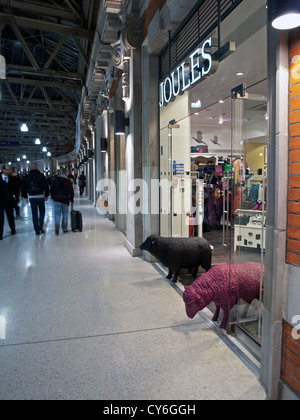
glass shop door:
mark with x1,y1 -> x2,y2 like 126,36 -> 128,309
160,122 -> 192,238
160,126 -> 172,237
228,80 -> 267,351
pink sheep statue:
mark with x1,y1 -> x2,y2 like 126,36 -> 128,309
183,262 -> 264,329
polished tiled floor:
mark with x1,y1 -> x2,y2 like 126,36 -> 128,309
0,188 -> 266,400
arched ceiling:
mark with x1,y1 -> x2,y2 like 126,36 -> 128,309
0,0 -> 119,163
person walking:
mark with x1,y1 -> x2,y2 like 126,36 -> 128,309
21,162 -> 49,235
10,167 -> 22,218
0,164 -> 18,239
50,167 -> 74,235
78,171 -> 86,195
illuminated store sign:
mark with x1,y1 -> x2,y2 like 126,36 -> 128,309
159,37 -> 218,107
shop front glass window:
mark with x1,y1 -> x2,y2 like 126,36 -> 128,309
159,0 -> 267,356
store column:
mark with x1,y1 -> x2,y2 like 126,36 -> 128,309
84,129 -> 92,200
113,91 -> 127,234
260,27 -> 289,400
124,47 -> 143,256
95,111 -> 108,199
90,125 -> 96,205
141,48 -> 160,259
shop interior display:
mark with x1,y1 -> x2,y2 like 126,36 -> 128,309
234,209 -> 266,251
140,235 -> 212,283
189,152 -> 267,241
192,130 -> 206,145
183,262 -> 264,329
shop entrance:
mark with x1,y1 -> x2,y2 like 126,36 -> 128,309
159,80 -> 267,350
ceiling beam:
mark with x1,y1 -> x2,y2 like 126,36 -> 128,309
0,12 -> 94,39
6,76 -> 81,91
43,34 -> 68,70
39,85 -> 54,110
7,64 -> 85,81
0,0 -> 82,22
65,0 -> 87,26
24,85 -> 38,107
71,30 -> 90,68
8,17 -> 40,71
0,104 -> 77,115
3,80 -> 20,106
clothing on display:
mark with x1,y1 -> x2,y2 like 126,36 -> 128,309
189,153 -> 267,241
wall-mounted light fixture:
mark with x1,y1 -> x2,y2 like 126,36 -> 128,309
268,0 -> 300,30
114,109 -> 129,135
87,149 -> 94,159
100,138 -> 107,153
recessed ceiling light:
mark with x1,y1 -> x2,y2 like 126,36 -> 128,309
191,99 -> 202,108
236,72 -> 244,76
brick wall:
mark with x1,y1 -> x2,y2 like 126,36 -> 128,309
287,30 -> 300,266
281,322 -> 300,397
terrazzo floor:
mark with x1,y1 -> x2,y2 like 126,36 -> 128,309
0,188 -> 266,400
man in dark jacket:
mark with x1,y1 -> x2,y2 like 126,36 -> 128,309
11,166 -> 22,218
21,162 -> 49,235
78,171 -> 86,195
0,164 -> 18,239
50,167 -> 74,235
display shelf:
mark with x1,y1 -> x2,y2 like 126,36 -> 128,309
190,153 -> 219,164
234,208 -> 266,251
235,209 -> 265,216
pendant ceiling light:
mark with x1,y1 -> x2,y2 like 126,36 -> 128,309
20,123 -> 28,132
268,0 -> 300,30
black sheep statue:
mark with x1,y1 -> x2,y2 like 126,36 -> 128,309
140,235 -> 212,283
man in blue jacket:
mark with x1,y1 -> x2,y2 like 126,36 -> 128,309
50,167 -> 74,235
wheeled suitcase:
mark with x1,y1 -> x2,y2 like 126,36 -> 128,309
71,203 -> 83,232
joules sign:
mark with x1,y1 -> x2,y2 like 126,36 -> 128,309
159,37 -> 218,107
